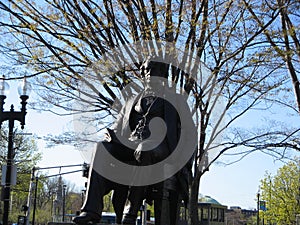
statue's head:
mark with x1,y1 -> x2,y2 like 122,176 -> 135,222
140,56 -> 168,87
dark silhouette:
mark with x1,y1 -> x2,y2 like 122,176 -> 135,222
73,58 -> 193,225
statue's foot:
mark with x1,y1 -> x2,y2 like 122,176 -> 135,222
72,211 -> 101,224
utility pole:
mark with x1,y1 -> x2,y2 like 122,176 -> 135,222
257,192 -> 260,225
25,167 -> 36,225
62,184 -> 67,222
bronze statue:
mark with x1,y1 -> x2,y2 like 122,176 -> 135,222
73,58 -> 193,225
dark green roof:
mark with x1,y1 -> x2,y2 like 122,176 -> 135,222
199,195 -> 222,205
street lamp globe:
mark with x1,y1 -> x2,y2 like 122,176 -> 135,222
0,76 -> 10,96
17,77 -> 32,97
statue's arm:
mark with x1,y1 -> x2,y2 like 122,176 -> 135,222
104,101 -> 127,142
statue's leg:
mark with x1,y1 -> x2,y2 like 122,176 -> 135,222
153,183 -> 168,225
121,141 -> 152,224
73,142 -> 114,224
73,169 -> 112,224
107,141 -> 135,224
168,190 -> 180,225
153,192 -> 162,225
154,190 -> 180,225
81,142 -> 116,214
81,169 -> 111,212
112,184 -> 129,224
122,186 -> 146,225
153,180 -> 180,225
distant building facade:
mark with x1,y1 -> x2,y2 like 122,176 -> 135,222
179,195 -> 227,225
179,196 -> 257,225
197,196 -> 227,225
225,206 -> 257,225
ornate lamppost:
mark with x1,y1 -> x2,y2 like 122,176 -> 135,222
0,76 -> 31,225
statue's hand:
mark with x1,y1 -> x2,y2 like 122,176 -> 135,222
134,148 -> 141,162
104,132 -> 112,142
105,128 -> 121,143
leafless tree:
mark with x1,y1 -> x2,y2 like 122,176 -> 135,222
0,0 -> 299,223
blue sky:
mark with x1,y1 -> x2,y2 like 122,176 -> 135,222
200,151 -> 286,209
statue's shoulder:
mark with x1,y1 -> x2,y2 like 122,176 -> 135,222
164,87 -> 188,102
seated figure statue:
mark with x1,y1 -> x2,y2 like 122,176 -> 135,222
73,58 -> 194,225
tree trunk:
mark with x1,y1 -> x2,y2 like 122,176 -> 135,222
189,175 -> 200,225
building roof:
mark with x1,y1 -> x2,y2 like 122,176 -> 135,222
199,195 -> 222,205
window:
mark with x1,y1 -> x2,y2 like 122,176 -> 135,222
202,208 -> 208,221
218,208 -> 224,222
212,208 -> 218,221
198,208 -> 202,221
